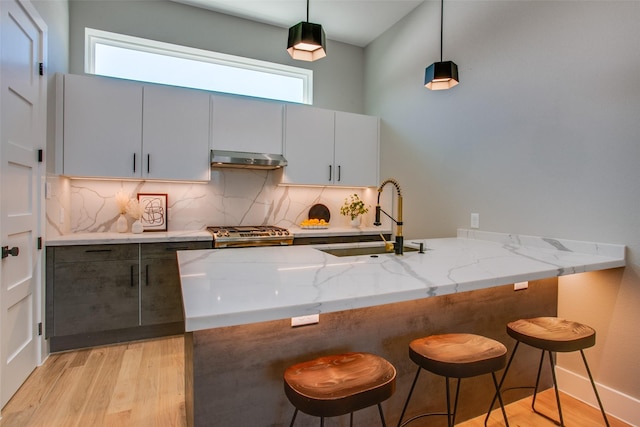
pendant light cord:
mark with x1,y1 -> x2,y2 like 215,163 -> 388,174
306,0 -> 310,22
440,0 -> 444,62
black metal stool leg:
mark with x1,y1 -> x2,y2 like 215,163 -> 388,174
320,417 -> 324,427
491,371 -> 510,427
448,377 -> 462,427
378,403 -> 387,427
580,350 -> 610,427
289,408 -> 298,427
397,366 -> 421,427
485,340 -> 520,426
531,350 -> 564,426
530,349 -> 546,411
350,412 -> 353,426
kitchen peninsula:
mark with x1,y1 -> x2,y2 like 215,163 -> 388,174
178,229 -> 625,426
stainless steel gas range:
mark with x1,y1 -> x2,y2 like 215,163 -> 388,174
206,225 -> 293,248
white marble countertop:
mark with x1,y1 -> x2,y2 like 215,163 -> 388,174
45,230 -> 213,246
45,226 -> 391,246
289,226 -> 392,237
177,229 -> 626,332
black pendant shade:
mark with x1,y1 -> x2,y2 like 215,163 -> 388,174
424,61 -> 459,90
287,21 -> 326,62
425,0 -> 459,90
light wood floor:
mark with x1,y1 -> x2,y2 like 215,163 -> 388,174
0,335 -> 629,427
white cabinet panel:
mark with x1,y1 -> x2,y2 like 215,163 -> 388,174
63,74 -> 142,178
283,105 -> 379,187
283,104 -> 334,185
142,84 -> 210,181
211,94 -> 283,154
61,74 -> 210,181
334,112 -> 379,187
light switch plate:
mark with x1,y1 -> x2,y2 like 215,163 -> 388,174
471,213 -> 480,229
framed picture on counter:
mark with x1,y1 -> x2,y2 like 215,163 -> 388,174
137,193 -> 168,231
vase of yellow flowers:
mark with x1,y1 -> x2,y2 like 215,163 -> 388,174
340,194 -> 369,227
115,190 -> 129,233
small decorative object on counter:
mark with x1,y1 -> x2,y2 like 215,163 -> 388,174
300,218 -> 329,229
340,193 -> 369,227
137,193 -> 168,232
302,203 -> 330,228
115,190 -> 129,233
127,198 -> 145,234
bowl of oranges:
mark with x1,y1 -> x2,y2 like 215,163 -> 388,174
300,218 -> 329,229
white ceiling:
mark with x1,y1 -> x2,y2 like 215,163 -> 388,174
173,0 -> 425,47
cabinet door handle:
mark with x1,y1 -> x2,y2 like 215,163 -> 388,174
133,153 -> 136,173
328,165 -> 332,181
167,247 -> 189,251
130,265 -> 135,287
337,165 -> 341,182
85,249 -> 111,253
145,264 -> 149,286
147,154 -> 150,174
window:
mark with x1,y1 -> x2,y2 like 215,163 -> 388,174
85,28 -> 312,104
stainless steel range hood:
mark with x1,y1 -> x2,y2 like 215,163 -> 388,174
210,150 -> 288,170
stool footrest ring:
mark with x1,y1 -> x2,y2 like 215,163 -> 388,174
398,412 -> 450,427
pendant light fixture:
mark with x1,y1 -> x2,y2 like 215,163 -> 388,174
287,0 -> 327,62
424,0 -> 459,90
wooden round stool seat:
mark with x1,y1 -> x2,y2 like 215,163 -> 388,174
284,352 -> 396,421
487,317 -> 609,427
398,333 -> 510,427
507,317 -> 595,352
409,333 -> 507,378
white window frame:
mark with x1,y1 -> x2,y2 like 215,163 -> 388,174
85,28 -> 313,104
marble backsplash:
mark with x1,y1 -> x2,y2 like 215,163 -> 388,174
45,168 -> 388,238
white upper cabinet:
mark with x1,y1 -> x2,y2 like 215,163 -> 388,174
59,74 -> 210,181
283,105 -> 379,187
211,94 -> 283,154
62,74 -> 143,178
142,84 -> 210,181
282,104 -> 335,185
334,111 -> 379,187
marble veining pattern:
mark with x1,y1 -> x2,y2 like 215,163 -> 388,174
45,169 -> 388,239
178,230 -> 625,331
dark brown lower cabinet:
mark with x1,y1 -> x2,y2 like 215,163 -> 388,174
46,240 -> 211,352
140,241 -> 204,326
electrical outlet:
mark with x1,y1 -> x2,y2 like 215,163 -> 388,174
291,314 -> 319,327
470,213 -> 480,229
514,281 -> 529,291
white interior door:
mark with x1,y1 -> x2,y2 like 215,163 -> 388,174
0,0 -> 46,409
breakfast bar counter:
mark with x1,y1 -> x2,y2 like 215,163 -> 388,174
177,229 -> 624,426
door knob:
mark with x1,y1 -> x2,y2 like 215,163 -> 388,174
1,246 -> 19,259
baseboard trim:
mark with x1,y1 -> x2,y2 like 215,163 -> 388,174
556,366 -> 640,426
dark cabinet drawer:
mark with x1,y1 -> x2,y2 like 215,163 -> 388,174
52,244 -> 138,263
140,240 -> 211,259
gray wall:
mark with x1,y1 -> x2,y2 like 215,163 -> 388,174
67,0 -> 365,113
365,0 -> 640,405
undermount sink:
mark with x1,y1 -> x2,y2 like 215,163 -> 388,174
318,245 -> 419,257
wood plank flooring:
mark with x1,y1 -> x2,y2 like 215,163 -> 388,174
0,335 -> 629,427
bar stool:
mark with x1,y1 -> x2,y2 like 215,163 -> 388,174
486,317 -> 609,427
397,333 -> 510,427
284,352 -> 396,426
